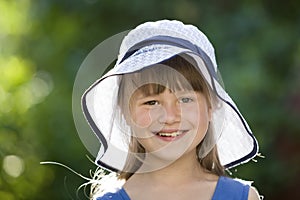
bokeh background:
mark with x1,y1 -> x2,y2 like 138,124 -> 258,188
1,0 -> 299,199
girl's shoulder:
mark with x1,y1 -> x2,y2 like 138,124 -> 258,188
95,176 -> 260,200
95,188 -> 130,200
212,176 -> 251,200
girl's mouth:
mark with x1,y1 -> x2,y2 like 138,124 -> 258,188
157,131 -> 184,137
153,130 -> 188,141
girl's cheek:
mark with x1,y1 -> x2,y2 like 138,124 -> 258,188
131,109 -> 153,128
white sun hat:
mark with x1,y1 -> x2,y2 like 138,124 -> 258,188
82,20 -> 259,172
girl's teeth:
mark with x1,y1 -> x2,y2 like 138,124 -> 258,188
158,131 -> 182,137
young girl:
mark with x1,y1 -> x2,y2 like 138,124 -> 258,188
82,20 -> 261,200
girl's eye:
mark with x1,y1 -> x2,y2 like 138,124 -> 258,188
144,100 -> 159,106
179,97 -> 193,103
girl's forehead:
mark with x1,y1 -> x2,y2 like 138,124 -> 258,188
128,68 -> 199,88
132,84 -> 199,97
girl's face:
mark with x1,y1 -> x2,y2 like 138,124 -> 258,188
129,87 -> 211,163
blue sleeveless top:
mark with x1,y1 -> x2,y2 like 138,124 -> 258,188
97,176 -> 250,200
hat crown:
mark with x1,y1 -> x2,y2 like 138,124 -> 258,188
118,20 -> 218,71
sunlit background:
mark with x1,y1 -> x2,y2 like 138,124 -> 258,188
0,0 -> 299,199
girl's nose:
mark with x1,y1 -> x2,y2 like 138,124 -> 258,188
158,103 -> 181,124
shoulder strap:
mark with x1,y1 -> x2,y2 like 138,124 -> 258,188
96,188 -> 130,200
212,176 -> 250,200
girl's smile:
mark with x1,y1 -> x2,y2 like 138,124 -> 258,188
153,129 -> 188,142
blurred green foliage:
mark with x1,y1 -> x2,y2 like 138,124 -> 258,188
0,0 -> 299,199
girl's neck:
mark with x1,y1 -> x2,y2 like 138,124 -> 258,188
129,150 -> 213,186
123,150 -> 219,200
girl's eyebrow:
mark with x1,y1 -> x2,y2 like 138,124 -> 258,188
133,92 -> 159,100
174,90 -> 198,95
139,94 -> 160,99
